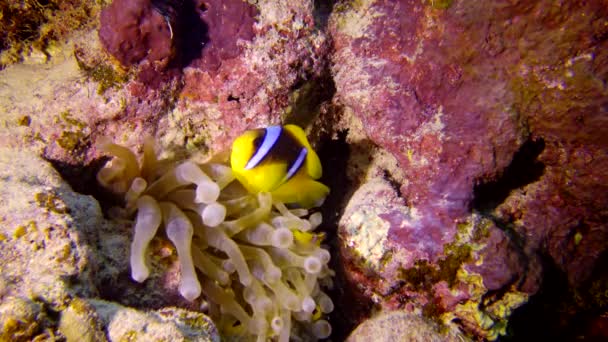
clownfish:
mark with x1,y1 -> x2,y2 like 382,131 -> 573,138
230,125 -> 329,208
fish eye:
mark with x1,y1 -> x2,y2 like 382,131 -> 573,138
253,136 -> 263,148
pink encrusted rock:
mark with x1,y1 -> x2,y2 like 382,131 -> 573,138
496,142 -> 608,286
98,0 -> 330,155
179,0 -> 330,151
187,0 -> 258,73
331,0 -> 607,339
332,0 -> 524,247
99,0 -> 174,68
29,0 -> 329,167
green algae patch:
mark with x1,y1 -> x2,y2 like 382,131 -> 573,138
450,290 -> 529,341
119,330 -> 139,342
399,243 -> 472,291
0,1 -> 106,68
53,110 -> 90,153
59,110 -> 86,130
74,48 -> 128,94
35,191 -> 69,214
58,130 -> 87,151
283,76 -> 335,130
182,119 -> 210,153
59,298 -> 108,342
332,0 -> 383,40
0,296 -> 46,342
398,218 -> 491,291
425,0 -> 453,10
12,221 -> 37,239
17,115 -> 32,127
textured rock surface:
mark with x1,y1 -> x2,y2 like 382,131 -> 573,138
346,311 -> 467,342
1,0 -> 606,340
96,0 -> 331,157
0,0 -> 103,67
99,0 -> 175,68
177,0 -> 331,152
60,298 -> 218,342
330,0 -> 607,339
0,296 -> 47,342
0,147 -> 219,340
0,0 -> 331,169
0,147 -> 99,308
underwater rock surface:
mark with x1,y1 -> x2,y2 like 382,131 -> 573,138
331,0 -> 607,339
59,298 -> 218,342
0,147 -> 219,340
346,311 -> 467,342
97,0 -> 330,155
0,0 -> 606,341
99,0 -> 175,68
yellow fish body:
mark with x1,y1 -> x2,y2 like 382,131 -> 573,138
230,125 -> 329,208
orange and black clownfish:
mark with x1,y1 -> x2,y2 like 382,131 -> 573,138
230,125 -> 329,208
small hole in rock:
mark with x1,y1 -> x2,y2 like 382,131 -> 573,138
473,137 -> 546,212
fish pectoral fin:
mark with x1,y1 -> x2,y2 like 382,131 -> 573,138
304,148 -> 323,180
234,162 -> 288,193
271,175 -> 330,208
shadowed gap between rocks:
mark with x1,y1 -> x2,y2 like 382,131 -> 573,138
501,249 -> 608,341
317,129 -> 373,341
45,156 -> 124,217
313,0 -> 335,30
473,137 -> 546,213
151,0 -> 209,68
285,72 -> 337,128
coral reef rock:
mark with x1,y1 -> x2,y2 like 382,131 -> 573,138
0,146 -> 220,341
98,0 -> 331,155
347,311 -> 467,342
99,0 -> 175,68
0,147 -> 99,309
59,298 -> 218,342
330,0 -> 607,340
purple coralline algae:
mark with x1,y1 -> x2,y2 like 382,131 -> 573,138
330,0 -> 608,339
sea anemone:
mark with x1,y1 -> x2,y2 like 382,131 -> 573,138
96,137 -> 334,341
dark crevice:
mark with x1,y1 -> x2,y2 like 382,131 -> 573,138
317,130 -> 374,341
487,215 -> 526,250
382,169 -> 403,199
318,129 -> 350,239
284,72 -> 337,128
313,0 -> 334,30
176,0 -> 209,67
501,251 -> 608,341
473,137 -> 546,212
45,157 -> 124,216
151,0 -> 209,69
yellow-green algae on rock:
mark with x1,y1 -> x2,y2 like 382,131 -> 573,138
97,138 -> 335,341
437,216 -> 530,341
59,298 -> 218,342
0,296 -> 46,342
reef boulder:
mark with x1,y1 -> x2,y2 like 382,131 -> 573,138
97,0 -> 331,156
99,0 -> 175,68
0,146 -> 220,340
330,0 -> 607,339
